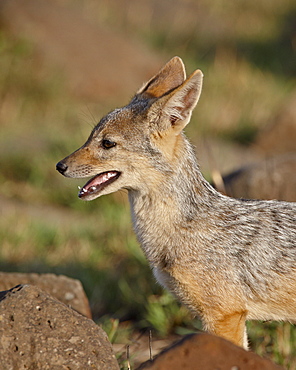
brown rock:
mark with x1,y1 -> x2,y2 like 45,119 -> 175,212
255,92 -> 296,156
223,154 -> 296,202
0,284 -> 119,370
138,333 -> 283,370
216,91 -> 296,203
0,272 -> 92,318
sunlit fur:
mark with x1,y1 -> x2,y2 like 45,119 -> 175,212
57,57 -> 296,349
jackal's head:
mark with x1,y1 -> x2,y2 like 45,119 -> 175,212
56,57 -> 203,200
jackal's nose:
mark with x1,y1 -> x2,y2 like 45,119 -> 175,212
56,161 -> 68,175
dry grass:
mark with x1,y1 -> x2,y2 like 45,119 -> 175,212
0,1 -> 295,367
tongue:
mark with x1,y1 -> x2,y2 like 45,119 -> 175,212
79,171 -> 119,197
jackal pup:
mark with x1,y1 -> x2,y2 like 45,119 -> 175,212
57,57 -> 296,348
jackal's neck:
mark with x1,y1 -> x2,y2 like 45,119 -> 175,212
167,137 -> 220,208
128,137 -> 221,265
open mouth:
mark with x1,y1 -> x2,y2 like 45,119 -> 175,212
78,171 -> 121,199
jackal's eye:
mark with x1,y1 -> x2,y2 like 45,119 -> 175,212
102,139 -> 116,149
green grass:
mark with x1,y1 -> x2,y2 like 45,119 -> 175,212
0,3 -> 296,367
248,321 -> 296,369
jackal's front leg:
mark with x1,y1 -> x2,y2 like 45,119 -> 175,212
203,311 -> 248,349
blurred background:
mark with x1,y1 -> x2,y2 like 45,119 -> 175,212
0,0 -> 295,367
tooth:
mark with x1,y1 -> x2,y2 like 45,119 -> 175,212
78,186 -> 81,190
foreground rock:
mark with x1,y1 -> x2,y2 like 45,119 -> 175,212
0,272 -> 92,318
138,333 -> 283,370
0,284 -> 119,370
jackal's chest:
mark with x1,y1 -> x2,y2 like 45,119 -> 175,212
152,265 -> 205,316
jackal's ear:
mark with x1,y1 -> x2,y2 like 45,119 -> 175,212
161,69 -> 203,134
137,56 -> 186,98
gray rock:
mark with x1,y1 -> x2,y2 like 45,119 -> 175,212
0,284 -> 119,370
0,272 -> 92,318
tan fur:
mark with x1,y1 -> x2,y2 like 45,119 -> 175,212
57,57 -> 296,349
